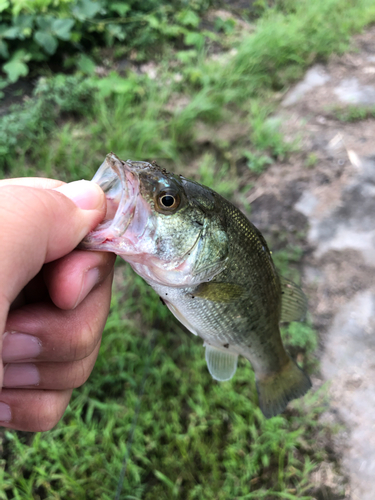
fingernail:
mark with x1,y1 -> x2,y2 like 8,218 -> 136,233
55,180 -> 104,210
0,403 -> 11,422
3,363 -> 40,387
74,268 -> 100,308
2,332 -> 42,362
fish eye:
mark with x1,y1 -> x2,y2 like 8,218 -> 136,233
156,190 -> 181,212
161,195 -> 175,207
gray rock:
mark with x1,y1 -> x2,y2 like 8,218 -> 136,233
282,64 -> 331,106
333,77 -> 375,105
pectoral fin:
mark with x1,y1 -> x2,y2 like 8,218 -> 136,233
204,344 -> 238,381
280,276 -> 308,322
194,282 -> 246,303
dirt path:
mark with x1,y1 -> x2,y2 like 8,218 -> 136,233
248,27 -> 375,500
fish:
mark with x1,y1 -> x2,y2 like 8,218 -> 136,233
81,153 -> 311,418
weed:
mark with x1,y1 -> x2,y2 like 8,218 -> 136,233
212,0 -> 375,104
0,75 -> 94,172
332,105 -> 375,122
249,102 -> 296,160
281,321 -> 318,362
273,245 -> 304,284
305,152 -> 318,169
196,152 -> 238,198
243,150 -> 273,174
241,102 -> 296,174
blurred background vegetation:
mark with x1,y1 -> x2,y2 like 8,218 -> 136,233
0,0 -> 375,498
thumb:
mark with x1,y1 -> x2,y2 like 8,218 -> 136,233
0,180 -> 105,310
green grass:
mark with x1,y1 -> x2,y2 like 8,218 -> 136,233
2,0 -> 375,175
1,265 -> 328,500
215,0 -> 375,100
2,0 -> 373,497
331,105 -> 375,122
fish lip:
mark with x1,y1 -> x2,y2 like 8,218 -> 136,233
81,153 -> 140,248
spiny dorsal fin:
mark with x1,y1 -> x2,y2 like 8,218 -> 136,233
280,276 -> 307,323
204,344 -> 238,381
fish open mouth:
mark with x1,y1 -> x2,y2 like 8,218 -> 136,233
80,153 -> 140,251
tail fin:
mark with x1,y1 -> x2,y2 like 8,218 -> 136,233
256,358 -> 311,418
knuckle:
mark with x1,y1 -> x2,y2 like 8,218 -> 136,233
72,316 -> 100,360
35,394 -> 64,432
69,359 -> 93,389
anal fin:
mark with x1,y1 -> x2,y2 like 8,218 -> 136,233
204,344 -> 238,381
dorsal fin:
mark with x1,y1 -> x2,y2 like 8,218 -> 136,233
204,344 -> 238,381
280,276 -> 307,323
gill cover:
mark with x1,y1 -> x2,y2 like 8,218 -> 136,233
186,216 -> 229,284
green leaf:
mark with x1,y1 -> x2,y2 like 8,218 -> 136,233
13,14 -> 35,30
0,39 -> 8,58
10,15 -> 34,39
36,15 -> 54,32
214,17 -> 236,35
52,18 -> 75,40
176,49 -> 197,64
106,23 -> 125,43
146,14 -> 160,29
71,0 -> 102,21
94,72 -> 139,98
111,2 -> 130,16
76,54 -> 95,74
3,58 -> 28,82
34,31 -> 58,55
177,10 -> 200,28
184,32 -> 205,49
0,0 -> 9,14
3,27 -> 21,39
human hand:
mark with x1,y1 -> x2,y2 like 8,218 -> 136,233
0,177 -> 116,431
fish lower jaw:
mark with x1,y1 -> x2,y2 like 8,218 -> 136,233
128,261 -> 181,287
81,228 -> 138,254
127,258 -> 197,288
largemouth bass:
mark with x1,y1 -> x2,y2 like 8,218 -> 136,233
81,153 -> 311,418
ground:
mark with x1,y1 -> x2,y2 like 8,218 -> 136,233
249,26 -> 375,500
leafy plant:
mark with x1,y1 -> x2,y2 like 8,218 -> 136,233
0,0 -> 213,86
0,74 -> 94,169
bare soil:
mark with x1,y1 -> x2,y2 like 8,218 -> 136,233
247,26 -> 375,500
